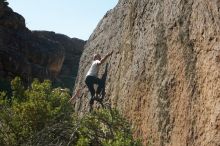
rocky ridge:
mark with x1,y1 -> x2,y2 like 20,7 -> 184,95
0,1 -> 85,89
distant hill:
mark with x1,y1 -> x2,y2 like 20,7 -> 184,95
0,1 -> 85,90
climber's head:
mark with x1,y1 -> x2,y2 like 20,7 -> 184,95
93,54 -> 101,61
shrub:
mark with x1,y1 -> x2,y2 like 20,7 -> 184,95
0,77 -> 72,145
0,77 -> 141,146
29,109 -> 141,146
75,109 -> 142,146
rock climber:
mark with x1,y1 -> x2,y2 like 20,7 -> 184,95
69,51 -> 113,111
85,51 -> 113,108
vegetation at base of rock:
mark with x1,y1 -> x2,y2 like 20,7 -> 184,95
0,77 -> 141,146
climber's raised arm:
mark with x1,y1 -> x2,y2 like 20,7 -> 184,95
99,51 -> 113,64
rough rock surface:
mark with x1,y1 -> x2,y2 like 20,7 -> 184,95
33,31 -> 85,89
74,0 -> 220,145
0,1 -> 85,88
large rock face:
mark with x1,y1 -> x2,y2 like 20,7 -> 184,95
74,0 -> 220,145
33,31 -> 85,89
0,1 -> 85,88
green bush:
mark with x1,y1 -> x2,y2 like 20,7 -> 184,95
0,77 -> 141,146
29,109 -> 141,146
0,77 -> 72,145
75,109 -> 142,146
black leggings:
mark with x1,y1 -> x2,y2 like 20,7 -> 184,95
85,76 -> 104,97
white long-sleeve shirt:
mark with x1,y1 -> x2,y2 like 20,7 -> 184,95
86,60 -> 101,77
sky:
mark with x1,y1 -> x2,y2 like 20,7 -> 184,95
8,0 -> 118,40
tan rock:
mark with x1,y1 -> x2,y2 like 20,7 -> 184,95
74,0 -> 220,145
